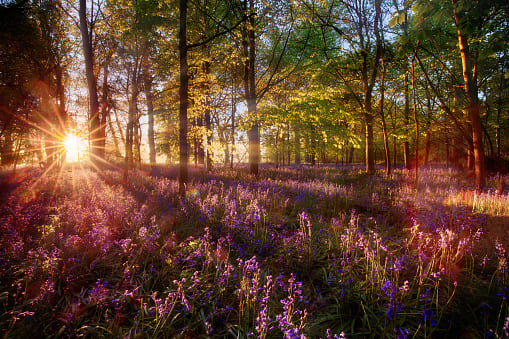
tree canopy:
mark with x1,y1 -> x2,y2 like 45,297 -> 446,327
1,0 -> 509,188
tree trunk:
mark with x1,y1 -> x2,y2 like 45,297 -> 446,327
144,60 -> 156,165
453,1 -> 485,190
294,127 -> 301,164
412,54 -> 419,185
98,63 -> 110,160
125,89 -> 137,176
310,124 -> 316,166
205,106 -> 212,170
348,146 -> 354,164
79,0 -> 101,164
446,133 -> 450,168
55,61 -> 67,167
230,81 -> 236,168
134,117 -> 141,165
243,0 -> 259,176
196,117 -> 205,165
393,135 -> 397,169
364,101 -> 375,174
107,113 -> 122,158
203,61 -> 212,171
178,0 -> 189,195
379,43 -> 390,176
403,71 -> 411,170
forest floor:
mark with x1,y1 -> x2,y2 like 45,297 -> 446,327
0,164 -> 508,338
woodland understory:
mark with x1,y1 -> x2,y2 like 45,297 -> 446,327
0,164 -> 508,338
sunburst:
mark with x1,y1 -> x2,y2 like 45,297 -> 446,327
63,133 -> 86,163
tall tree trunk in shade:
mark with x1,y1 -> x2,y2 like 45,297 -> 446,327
453,0 -> 486,190
377,9 -> 390,176
178,0 -> 189,195
79,0 -> 101,165
203,61 -> 212,171
242,0 -> 259,176
412,53 -> 419,185
403,71 -> 411,170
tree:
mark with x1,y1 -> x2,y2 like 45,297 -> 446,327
79,0 -> 102,165
412,0 -> 509,189
452,0 -> 485,189
309,0 -> 383,174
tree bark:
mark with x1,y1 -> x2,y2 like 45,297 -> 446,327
412,54 -> 419,185
403,71 -> 411,170
178,0 -> 189,195
294,127 -> 301,164
98,63 -> 110,160
143,60 -> 156,165
79,0 -> 101,164
230,80 -> 237,168
378,17 -> 390,176
243,0 -> 259,176
453,0 -> 486,190
203,61 -> 212,171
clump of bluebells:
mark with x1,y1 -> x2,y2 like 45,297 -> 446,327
0,165 -> 507,338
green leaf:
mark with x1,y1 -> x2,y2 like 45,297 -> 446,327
389,11 -> 406,28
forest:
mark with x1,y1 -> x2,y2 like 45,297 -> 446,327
1,0 -> 509,337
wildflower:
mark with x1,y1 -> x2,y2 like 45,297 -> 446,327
395,328 -> 410,339
256,275 -> 273,338
326,328 -> 347,339
89,279 -> 109,306
399,280 -> 410,293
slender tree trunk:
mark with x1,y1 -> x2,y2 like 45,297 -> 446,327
178,0 -> 189,195
243,0 -> 259,176
125,88 -> 138,177
412,54 -> 419,185
310,124 -> 316,166
134,118 -> 141,165
98,63 -> 110,160
230,82 -> 236,168
446,133 -> 450,168
393,135 -> 397,169
224,135 -> 230,166
287,124 -> 291,166
294,127 -> 301,164
496,73 -> 502,157
348,146 -> 354,164
55,61 -> 67,167
364,100 -> 375,174
107,113 -> 122,158
196,117 -> 205,165
403,71 -> 411,170
453,0 -> 485,190
363,0 -> 381,174
144,60 -> 156,165
114,108 -> 125,150
205,105 -> 212,170
379,44 -> 390,176
203,61 -> 212,171
79,0 -> 101,164
275,131 -> 279,168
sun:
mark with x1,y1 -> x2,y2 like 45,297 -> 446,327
63,133 -> 84,163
